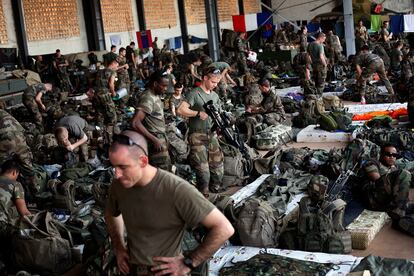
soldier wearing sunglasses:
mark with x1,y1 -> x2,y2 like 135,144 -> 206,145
359,143 -> 414,236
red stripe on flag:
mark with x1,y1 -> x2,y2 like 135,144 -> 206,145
232,15 -> 246,33
136,32 -> 143,49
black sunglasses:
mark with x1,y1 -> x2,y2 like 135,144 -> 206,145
383,152 -> 399,158
113,134 -> 148,156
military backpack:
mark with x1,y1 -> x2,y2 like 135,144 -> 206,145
235,197 -> 279,247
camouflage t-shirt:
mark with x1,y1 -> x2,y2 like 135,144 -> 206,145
0,176 -> 25,225
23,83 -> 46,98
364,160 -> 398,176
96,68 -> 117,91
136,89 -> 166,134
184,86 -> 221,134
390,48 -> 403,68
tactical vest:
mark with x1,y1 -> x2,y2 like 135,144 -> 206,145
297,197 -> 352,254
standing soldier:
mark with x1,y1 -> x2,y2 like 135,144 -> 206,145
103,45 -> 118,66
177,67 -> 224,196
116,47 -> 131,104
308,32 -> 328,95
132,71 -> 171,171
298,25 -> 308,51
326,30 -> 343,64
235,32 -> 248,74
93,59 -> 118,135
53,49 -> 73,92
22,83 -> 53,130
292,47 -> 316,95
355,45 -> 395,104
379,21 -> 392,50
355,20 -> 369,52
390,41 -> 404,72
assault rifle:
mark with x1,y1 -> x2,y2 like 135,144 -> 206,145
326,161 -> 360,202
202,100 -> 252,174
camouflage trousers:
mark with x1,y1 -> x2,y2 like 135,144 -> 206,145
93,90 -> 118,125
148,133 -> 172,171
263,113 -> 284,126
188,132 -> 224,194
57,72 -> 73,92
117,75 -> 131,105
312,63 -> 327,95
236,53 -> 248,75
362,169 -> 413,235
358,60 -> 394,96
22,95 -> 43,128
408,101 -> 414,127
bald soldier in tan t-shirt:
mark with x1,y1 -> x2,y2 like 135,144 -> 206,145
105,130 -> 234,276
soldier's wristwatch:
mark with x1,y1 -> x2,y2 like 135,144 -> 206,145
183,256 -> 195,271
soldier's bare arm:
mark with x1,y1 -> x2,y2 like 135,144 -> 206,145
132,109 -> 163,149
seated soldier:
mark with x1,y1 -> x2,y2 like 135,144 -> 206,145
245,78 -> 286,126
0,159 -> 31,268
358,144 -> 414,236
54,114 -> 89,162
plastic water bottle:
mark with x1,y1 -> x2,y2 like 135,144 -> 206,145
273,165 -> 281,176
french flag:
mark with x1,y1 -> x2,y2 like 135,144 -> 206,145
136,30 -> 153,49
232,12 -> 273,33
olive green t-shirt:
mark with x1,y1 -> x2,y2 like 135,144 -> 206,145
184,87 -> 221,134
136,89 -> 166,134
106,169 -> 215,266
308,42 -> 325,64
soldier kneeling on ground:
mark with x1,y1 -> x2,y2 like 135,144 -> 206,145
355,143 -> 414,236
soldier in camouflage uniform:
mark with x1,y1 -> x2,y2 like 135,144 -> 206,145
22,83 -> 53,131
246,78 -> 286,126
326,30 -> 343,64
53,49 -> 73,92
378,21 -> 392,50
177,67 -> 224,195
355,45 -> 395,103
390,41 -> 404,72
0,159 -> 31,268
93,58 -> 118,129
116,47 -> 131,104
292,47 -> 317,95
359,144 -> 414,236
0,109 -> 34,182
235,32 -> 248,74
298,25 -> 308,51
308,32 -> 328,95
131,71 -> 172,171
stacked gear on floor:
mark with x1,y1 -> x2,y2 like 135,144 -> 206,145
318,107 -> 354,132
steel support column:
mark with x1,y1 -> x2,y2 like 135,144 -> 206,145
177,0 -> 189,53
238,0 -> 244,14
11,0 -> 29,68
204,0 -> 220,61
343,0 -> 355,56
136,0 -> 146,31
82,0 -> 105,50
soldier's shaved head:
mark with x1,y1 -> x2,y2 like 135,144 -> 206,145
110,130 -> 149,160
122,130 -> 148,154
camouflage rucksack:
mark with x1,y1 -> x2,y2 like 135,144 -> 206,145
32,164 -> 49,194
292,95 -> 325,128
219,139 -> 249,188
235,197 -> 279,247
252,125 -> 293,150
244,84 -> 263,107
330,108 -> 353,131
297,196 -> 352,254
